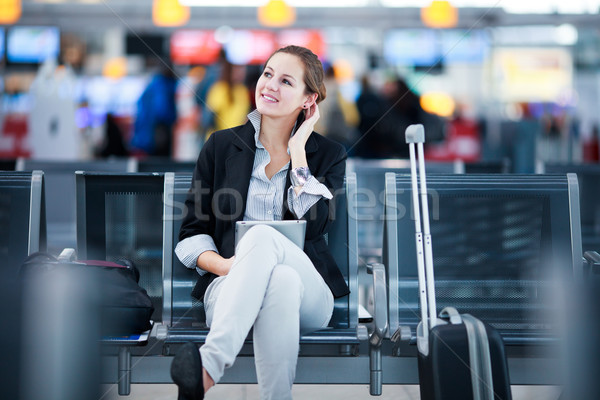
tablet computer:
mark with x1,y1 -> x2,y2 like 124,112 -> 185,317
235,220 -> 307,251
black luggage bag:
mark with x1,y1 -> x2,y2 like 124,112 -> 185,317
20,250 -> 154,336
405,124 -> 512,400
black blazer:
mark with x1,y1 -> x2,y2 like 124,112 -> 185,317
179,119 -> 350,299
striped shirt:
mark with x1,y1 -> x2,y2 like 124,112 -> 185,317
175,110 -> 332,275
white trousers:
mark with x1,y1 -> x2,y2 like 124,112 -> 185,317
200,225 -> 334,400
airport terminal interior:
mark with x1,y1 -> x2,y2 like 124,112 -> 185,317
1,1 -> 600,399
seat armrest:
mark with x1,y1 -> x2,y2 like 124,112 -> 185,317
369,263 -> 388,396
369,263 -> 388,347
58,248 -> 77,262
584,251 -> 600,275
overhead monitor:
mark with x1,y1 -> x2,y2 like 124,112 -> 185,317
6,26 -> 60,64
224,30 -> 277,65
441,30 -> 490,63
383,29 -> 440,67
492,47 -> 573,102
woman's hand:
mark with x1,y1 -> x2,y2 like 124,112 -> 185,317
217,255 -> 236,276
288,103 -> 319,155
197,251 -> 236,276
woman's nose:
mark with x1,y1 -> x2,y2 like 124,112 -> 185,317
265,78 -> 278,91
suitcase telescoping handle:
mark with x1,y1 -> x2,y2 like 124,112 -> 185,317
406,124 -> 438,347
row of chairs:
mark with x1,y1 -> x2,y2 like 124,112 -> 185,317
10,157 -> 600,259
1,162 -> 597,396
369,172 -> 585,394
3,157 -> 506,258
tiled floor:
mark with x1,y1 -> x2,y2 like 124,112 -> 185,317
102,384 -> 562,400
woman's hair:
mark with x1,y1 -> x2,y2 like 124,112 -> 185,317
266,45 -> 327,104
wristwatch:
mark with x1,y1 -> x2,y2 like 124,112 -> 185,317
290,166 -> 311,187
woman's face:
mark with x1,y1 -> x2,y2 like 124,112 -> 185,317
255,52 -> 313,119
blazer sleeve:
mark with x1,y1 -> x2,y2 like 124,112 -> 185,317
303,142 -> 347,241
179,133 -> 217,242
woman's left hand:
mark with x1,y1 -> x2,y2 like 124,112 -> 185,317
288,103 -> 320,154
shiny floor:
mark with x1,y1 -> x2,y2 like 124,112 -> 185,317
102,384 -> 562,399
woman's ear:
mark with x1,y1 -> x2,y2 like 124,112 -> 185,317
303,93 -> 318,109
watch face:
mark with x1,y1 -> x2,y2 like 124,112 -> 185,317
291,167 -> 310,186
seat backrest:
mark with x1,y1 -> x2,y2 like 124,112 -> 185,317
0,159 -> 17,171
542,163 -> 600,253
329,172 -> 358,329
384,173 -> 582,344
75,172 -> 164,322
162,172 -> 203,328
162,172 -> 359,331
0,170 -> 46,273
462,159 -> 511,174
135,158 -> 196,173
348,158 -> 455,263
17,159 -> 133,252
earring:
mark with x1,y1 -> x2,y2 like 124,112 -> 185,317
303,105 -> 308,109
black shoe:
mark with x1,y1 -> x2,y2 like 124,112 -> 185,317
170,342 -> 204,400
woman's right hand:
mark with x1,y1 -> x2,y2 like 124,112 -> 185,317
217,256 -> 236,276
197,251 -> 236,276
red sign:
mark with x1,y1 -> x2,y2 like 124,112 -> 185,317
170,30 -> 222,65
278,30 -> 326,59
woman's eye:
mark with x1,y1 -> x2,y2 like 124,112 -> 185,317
263,72 -> 272,78
282,79 -> 291,86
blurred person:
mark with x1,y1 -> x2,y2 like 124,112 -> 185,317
170,45 -> 348,400
131,63 -> 177,157
425,104 -> 481,162
195,49 -> 226,136
354,74 -> 389,158
314,65 -> 359,155
381,77 -> 445,158
204,58 -> 250,139
583,123 -> 599,162
357,76 -> 445,159
96,113 -> 129,158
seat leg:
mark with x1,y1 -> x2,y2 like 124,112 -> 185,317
369,344 -> 382,396
118,347 -> 131,396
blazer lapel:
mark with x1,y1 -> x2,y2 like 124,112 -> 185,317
225,122 -> 256,222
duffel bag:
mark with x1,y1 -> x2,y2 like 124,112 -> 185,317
20,251 -> 154,336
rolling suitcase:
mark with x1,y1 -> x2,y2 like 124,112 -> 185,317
405,124 -> 512,400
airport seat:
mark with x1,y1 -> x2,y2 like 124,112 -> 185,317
134,157 -> 196,173
0,158 -> 17,171
369,173 -> 583,394
75,171 -> 165,323
0,171 -> 47,399
161,172 -> 363,383
541,163 -> 600,254
75,171 -> 166,395
17,158 -> 134,254
347,158 -> 457,264
461,158 -> 512,174
0,170 -> 46,273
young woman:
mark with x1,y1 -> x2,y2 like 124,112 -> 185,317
170,45 -> 349,400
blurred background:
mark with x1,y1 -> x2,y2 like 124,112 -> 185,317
2,3 -> 600,399
0,0 -> 599,168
